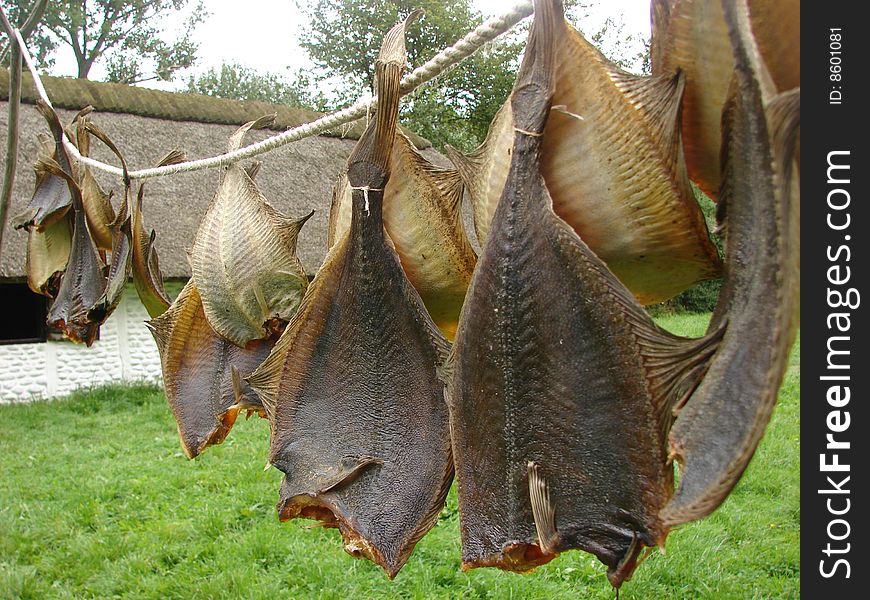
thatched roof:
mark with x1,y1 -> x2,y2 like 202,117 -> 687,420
1,72 -> 448,280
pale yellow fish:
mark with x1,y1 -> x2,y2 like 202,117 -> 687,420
190,116 -> 312,347
449,16 -> 721,305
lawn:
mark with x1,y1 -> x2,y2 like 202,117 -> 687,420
0,313 -> 800,599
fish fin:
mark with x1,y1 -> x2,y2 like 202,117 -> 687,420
528,461 -> 558,555
611,70 -> 686,172
244,161 -> 262,181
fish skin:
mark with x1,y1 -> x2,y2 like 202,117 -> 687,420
448,9 -> 720,305
248,11 -> 453,578
190,116 -> 311,347
14,102 -> 75,232
446,0 -> 723,587
662,0 -> 800,527
148,280 -> 275,458
328,130 -> 476,339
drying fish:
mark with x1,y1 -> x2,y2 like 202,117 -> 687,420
25,209 -> 72,298
41,158 -> 106,346
446,0 -> 722,587
190,116 -> 311,347
131,150 -> 185,319
248,12 -> 453,578
328,130 -> 476,338
87,200 -> 131,324
14,101 -> 74,231
75,112 -> 117,252
148,280 -> 276,458
448,10 -> 720,305
24,133 -> 72,297
654,0 -> 796,200
662,0 -> 800,526
78,120 -> 134,325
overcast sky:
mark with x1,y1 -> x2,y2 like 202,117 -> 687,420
47,0 -> 652,89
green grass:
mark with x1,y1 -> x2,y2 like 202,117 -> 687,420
0,314 -> 799,599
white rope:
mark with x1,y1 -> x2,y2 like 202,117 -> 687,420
13,1 -> 533,181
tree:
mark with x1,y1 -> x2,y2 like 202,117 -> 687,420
186,63 -> 328,110
297,0 -> 522,152
296,0 -> 650,151
0,0 -> 206,84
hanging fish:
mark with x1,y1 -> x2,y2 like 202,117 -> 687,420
131,150 -> 185,319
13,100 -> 74,231
248,11 -> 453,578
661,0 -> 800,527
40,158 -> 106,346
87,199 -> 132,324
653,0 -> 796,200
75,112 -> 117,252
148,280 -> 276,458
328,130 -> 476,339
79,120 -> 134,325
190,115 -> 312,347
446,0 -> 722,587
24,133 -> 72,297
447,10 -> 720,305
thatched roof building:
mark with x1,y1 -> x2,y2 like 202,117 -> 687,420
0,71 -> 447,402
0,70 -> 442,279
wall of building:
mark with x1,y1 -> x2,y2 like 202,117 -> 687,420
0,284 -> 181,403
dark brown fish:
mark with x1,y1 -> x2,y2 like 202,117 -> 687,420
661,0 -> 800,526
14,101 -> 74,232
148,280 -> 275,458
41,158 -> 106,346
446,0 -> 720,587
247,11 -> 453,578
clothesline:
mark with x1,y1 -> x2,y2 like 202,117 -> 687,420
11,1 -> 534,181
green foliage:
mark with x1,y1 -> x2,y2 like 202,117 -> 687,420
0,0 -> 206,83
0,319 -> 800,598
296,0 -> 522,152
185,63 -> 328,109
